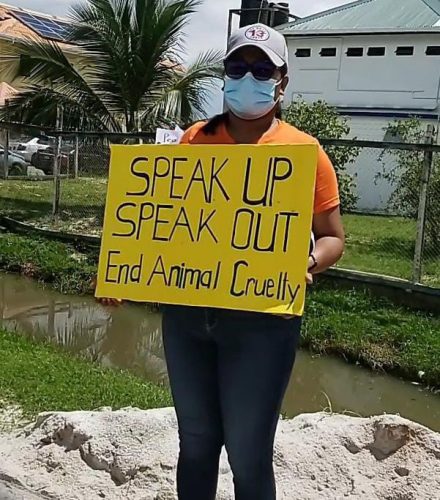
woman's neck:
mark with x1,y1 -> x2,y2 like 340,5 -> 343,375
226,112 -> 278,144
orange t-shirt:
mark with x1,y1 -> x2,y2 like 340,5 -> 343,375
180,120 -> 340,214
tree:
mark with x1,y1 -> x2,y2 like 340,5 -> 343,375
0,0 -> 222,132
378,118 -> 439,250
284,99 -> 359,211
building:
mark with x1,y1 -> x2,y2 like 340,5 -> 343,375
278,0 -> 440,211
0,81 -> 15,105
0,2 -> 77,91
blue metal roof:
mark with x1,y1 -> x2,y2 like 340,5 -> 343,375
281,0 -> 440,32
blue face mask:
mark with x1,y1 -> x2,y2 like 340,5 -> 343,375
224,73 -> 281,121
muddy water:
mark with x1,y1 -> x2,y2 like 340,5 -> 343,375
1,274 -> 439,431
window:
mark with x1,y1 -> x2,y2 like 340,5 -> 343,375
367,47 -> 386,56
396,46 -> 414,56
346,47 -> 363,57
320,47 -> 337,57
295,48 -> 311,57
426,46 -> 440,56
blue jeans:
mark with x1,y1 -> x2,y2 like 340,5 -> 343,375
162,305 -> 301,500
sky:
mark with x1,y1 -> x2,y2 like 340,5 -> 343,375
4,0 -> 352,113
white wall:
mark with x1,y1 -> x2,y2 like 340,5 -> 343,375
343,116 -> 438,212
286,33 -> 440,112
283,32 -> 439,212
345,116 -> 395,212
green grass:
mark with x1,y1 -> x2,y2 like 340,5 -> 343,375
1,179 -> 438,285
0,178 -> 107,234
0,232 -> 439,388
340,214 -> 439,286
0,327 -> 171,418
305,282 -> 440,387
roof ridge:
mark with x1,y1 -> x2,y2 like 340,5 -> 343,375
0,1 -> 70,22
421,0 -> 440,16
287,0 -> 374,27
279,0 -> 440,31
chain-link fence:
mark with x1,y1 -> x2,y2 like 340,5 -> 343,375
58,132 -> 157,234
1,121 -> 439,288
0,124 -> 154,235
320,128 -> 439,288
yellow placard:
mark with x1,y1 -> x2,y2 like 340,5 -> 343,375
96,144 -> 318,316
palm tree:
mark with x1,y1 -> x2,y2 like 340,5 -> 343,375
1,0 -> 222,131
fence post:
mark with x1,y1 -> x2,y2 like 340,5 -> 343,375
136,112 -> 143,144
74,129 -> 79,178
4,99 -> 10,180
4,128 -> 10,180
412,124 -> 435,284
52,104 -> 63,218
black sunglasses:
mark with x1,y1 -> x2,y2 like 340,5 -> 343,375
224,59 -> 277,81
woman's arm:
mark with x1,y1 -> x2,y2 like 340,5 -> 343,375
309,205 -> 345,275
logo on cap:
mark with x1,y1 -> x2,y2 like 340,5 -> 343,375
245,26 -> 270,42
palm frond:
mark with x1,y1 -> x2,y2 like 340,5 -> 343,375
3,0 -> 221,132
144,49 -> 223,127
0,86 -> 114,130
0,37 -> 117,127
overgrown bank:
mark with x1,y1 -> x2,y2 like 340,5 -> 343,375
0,327 -> 171,419
303,284 -> 440,387
0,233 -> 97,294
1,232 -> 439,388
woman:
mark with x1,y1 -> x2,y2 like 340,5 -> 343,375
103,23 -> 344,500
162,24 -> 344,500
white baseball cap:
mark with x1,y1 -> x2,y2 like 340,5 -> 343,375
225,24 -> 288,68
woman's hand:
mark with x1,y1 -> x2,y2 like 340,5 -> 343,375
98,297 -> 123,307
91,277 -> 123,307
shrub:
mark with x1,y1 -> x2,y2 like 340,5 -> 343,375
378,118 -> 439,251
284,99 -> 359,211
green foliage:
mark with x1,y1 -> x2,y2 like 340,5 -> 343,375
0,328 -> 171,417
284,99 -> 359,211
0,0 -> 223,131
378,118 -> 440,251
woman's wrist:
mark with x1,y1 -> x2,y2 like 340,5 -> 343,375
308,253 -> 318,272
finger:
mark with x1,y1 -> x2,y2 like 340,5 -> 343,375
96,298 -> 123,307
108,299 -> 123,306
